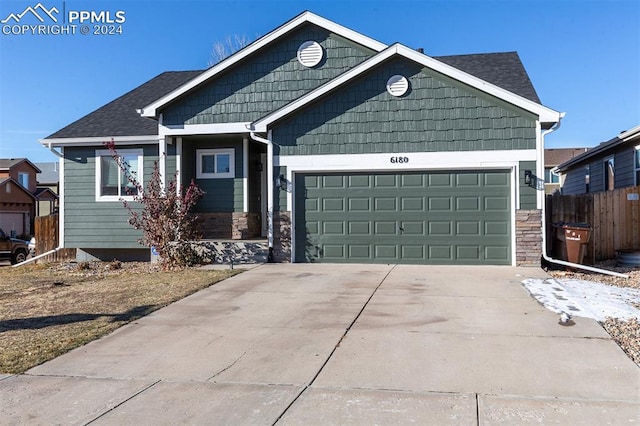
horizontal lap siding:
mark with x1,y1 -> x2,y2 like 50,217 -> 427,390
64,146 -> 158,249
163,25 -> 376,125
272,58 -> 537,156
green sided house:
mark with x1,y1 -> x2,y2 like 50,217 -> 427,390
40,11 -> 563,265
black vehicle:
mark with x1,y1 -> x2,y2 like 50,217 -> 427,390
0,228 -> 35,265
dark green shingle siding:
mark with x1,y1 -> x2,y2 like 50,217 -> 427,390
162,24 -> 376,125
272,58 -> 537,156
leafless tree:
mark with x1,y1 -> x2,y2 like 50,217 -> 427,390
208,34 -> 254,66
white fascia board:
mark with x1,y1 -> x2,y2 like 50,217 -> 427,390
159,123 -> 252,137
39,135 -> 159,147
396,45 -> 562,123
139,11 -> 387,119
255,44 -> 562,129
619,124 -> 640,141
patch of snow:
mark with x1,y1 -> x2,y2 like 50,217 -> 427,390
521,278 -> 640,322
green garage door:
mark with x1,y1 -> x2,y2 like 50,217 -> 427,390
294,170 -> 511,264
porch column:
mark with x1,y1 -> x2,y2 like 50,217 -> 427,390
176,137 -> 182,197
243,137 -> 249,213
159,136 -> 167,190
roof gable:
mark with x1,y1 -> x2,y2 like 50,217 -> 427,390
161,23 -> 378,126
140,11 -> 387,119
253,44 -> 561,131
0,177 -> 36,203
0,158 -> 41,173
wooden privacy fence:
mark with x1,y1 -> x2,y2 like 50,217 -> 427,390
34,214 -> 75,262
546,186 -> 640,263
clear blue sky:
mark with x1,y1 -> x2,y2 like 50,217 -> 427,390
1,0 -> 638,162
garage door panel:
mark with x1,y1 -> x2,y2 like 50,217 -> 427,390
374,245 -> 397,258
456,197 -> 480,211
457,222 -> 480,235
485,221 -> 509,236
428,221 -> 452,235
456,173 -> 480,186
349,221 -> 371,234
295,170 -> 511,265
428,197 -> 452,210
401,197 -> 423,211
348,198 -> 370,211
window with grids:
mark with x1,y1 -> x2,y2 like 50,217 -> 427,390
196,149 -> 235,179
95,149 -> 142,201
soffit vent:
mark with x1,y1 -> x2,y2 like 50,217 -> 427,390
386,75 -> 409,97
297,41 -> 324,68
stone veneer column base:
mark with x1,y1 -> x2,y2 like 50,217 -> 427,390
515,209 -> 542,266
197,212 -> 261,240
273,211 -> 291,262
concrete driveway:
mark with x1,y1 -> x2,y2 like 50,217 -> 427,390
2,264 -> 639,424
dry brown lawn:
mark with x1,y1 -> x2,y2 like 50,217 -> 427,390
0,261 -> 240,374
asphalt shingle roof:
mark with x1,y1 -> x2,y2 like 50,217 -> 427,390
46,52 -> 542,139
47,71 -> 204,139
434,52 -> 541,104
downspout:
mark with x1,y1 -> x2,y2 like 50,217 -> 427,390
248,129 -> 275,263
539,116 -> 628,278
13,247 -> 62,268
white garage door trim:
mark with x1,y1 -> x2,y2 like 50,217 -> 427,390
279,151 -> 522,265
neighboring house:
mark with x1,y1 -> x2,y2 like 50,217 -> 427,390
39,11 -> 562,265
556,125 -> 640,195
35,162 -> 60,216
544,148 -> 588,194
0,158 -> 41,236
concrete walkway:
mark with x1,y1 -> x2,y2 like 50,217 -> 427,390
2,264 -> 639,424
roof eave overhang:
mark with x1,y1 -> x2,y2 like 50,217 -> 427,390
139,11 -> 387,119
619,124 -> 640,142
39,135 -> 159,148
253,44 -> 563,130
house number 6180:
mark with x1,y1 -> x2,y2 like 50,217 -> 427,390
390,156 -> 409,164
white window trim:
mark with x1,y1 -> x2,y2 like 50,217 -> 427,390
196,148 -> 235,179
95,149 -> 143,202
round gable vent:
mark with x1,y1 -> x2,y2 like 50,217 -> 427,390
297,41 -> 324,68
386,75 -> 409,97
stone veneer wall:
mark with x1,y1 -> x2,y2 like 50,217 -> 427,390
197,212 -> 261,240
515,209 -> 542,266
273,211 -> 291,262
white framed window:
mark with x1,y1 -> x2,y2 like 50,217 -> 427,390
635,145 -> 640,185
196,148 -> 235,179
95,149 -> 143,201
17,172 -> 29,188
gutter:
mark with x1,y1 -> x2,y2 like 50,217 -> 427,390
539,117 -> 628,279
248,129 -> 275,262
